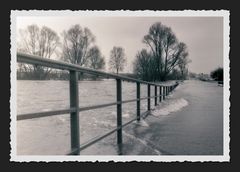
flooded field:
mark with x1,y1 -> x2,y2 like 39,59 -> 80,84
16,79 -> 223,155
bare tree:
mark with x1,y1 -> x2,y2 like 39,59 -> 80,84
165,42 -> 189,77
86,46 -> 105,70
133,49 -> 156,81
61,24 -> 95,67
141,22 -> 189,81
109,46 -> 126,74
18,24 -> 60,79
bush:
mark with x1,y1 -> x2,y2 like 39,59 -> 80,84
210,67 -> 223,81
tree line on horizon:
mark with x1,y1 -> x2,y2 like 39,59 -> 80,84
186,67 -> 223,82
17,22 -> 190,81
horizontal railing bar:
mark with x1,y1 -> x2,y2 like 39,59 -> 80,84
79,102 -> 117,112
121,99 -> 138,104
17,97 -> 163,121
17,102 -> 118,120
67,117 -> 137,154
17,52 -> 167,87
79,118 -> 137,151
17,91 -> 175,120
140,97 -> 150,101
17,108 -> 76,121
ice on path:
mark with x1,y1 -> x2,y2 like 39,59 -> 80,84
152,98 -> 188,116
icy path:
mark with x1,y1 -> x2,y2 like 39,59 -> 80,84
121,80 -> 223,155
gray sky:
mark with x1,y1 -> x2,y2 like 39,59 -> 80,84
16,15 -> 223,74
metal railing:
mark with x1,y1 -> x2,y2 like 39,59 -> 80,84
17,52 -> 179,155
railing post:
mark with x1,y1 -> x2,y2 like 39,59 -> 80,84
148,84 -> 151,111
159,86 -> 162,102
116,79 -> 122,155
69,70 -> 80,155
163,86 -> 165,100
137,82 -> 140,121
155,85 -> 157,106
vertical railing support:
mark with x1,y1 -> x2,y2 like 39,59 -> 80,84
147,84 -> 151,111
69,70 -> 80,155
116,79 -> 122,155
163,86 -> 165,100
136,82 -> 140,121
155,85 -> 157,106
159,86 -> 162,102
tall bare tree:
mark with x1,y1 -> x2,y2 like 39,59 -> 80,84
61,24 -> 95,67
133,49 -> 155,81
165,42 -> 189,77
18,24 -> 60,79
109,46 -> 126,74
139,22 -> 189,81
86,46 -> 105,70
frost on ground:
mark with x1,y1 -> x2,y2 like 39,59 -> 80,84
152,98 -> 188,116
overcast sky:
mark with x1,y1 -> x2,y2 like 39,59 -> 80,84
16,14 -> 224,74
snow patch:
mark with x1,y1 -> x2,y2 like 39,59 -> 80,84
42,108 -> 51,111
113,111 -> 132,118
111,111 -> 116,115
153,98 -> 188,116
123,112 -> 130,118
97,120 -> 115,128
134,119 -> 149,127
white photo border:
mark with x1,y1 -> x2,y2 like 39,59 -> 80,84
10,10 -> 230,162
